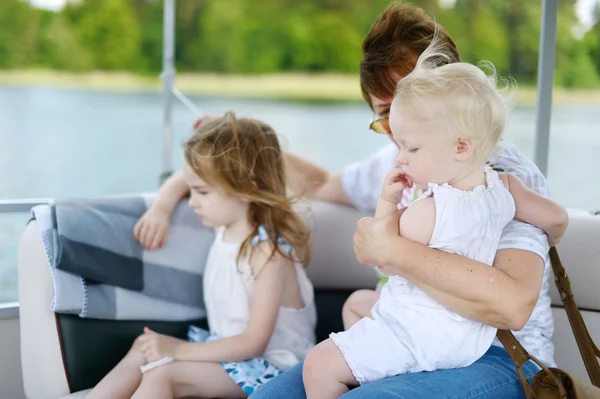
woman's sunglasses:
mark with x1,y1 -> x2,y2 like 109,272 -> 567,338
368,116 -> 391,135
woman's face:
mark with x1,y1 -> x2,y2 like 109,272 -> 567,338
368,73 -> 402,147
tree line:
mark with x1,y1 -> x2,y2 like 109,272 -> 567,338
1,0 -> 599,88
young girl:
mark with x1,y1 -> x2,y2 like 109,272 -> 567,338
302,40 -> 568,398
87,113 -> 317,399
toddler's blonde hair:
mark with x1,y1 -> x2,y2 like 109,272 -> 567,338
393,32 -> 511,164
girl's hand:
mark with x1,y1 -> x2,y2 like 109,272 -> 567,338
381,168 -> 413,204
133,208 -> 170,251
137,327 -> 183,363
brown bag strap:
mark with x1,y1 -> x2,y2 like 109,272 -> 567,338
497,329 -> 567,398
549,247 -> 600,385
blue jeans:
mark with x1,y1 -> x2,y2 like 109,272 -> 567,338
252,346 -> 539,399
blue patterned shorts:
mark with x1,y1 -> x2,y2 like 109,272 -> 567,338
187,325 -> 282,395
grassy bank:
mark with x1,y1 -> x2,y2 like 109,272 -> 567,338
1,69 -> 600,104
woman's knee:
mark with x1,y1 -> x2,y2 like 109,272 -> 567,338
254,362 -> 305,398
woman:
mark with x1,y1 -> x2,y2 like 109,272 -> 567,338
252,3 -> 551,399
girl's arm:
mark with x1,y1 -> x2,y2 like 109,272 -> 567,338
174,243 -> 288,363
133,170 -> 190,250
501,173 -> 569,246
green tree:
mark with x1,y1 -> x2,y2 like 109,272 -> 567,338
582,2 -> 600,77
64,0 -> 141,70
0,0 -> 43,68
561,40 -> 600,88
37,13 -> 93,71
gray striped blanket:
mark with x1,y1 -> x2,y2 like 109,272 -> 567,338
31,194 -> 214,320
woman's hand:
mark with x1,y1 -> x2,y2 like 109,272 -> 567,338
137,327 -> 184,363
380,168 -> 413,205
353,209 -> 406,270
133,208 -> 170,250
192,114 -> 219,129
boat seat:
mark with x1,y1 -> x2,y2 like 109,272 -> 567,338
18,200 -> 373,398
17,201 -> 600,398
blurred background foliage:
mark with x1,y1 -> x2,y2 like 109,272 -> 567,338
0,0 -> 599,88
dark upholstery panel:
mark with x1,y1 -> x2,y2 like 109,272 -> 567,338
57,315 -> 207,392
57,289 -> 355,392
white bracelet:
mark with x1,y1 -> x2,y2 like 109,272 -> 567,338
140,356 -> 174,373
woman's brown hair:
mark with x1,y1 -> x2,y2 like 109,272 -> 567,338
183,112 -> 311,269
360,2 -> 460,108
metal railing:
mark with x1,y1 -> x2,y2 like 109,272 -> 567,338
0,198 -> 52,213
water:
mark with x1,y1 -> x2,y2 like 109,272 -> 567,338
0,87 -> 599,302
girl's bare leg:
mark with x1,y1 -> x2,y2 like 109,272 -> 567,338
342,289 -> 380,330
131,361 -> 247,399
85,337 -> 146,399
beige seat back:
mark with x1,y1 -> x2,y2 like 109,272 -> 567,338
550,210 -> 600,382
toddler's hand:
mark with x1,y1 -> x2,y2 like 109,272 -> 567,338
133,207 -> 170,251
381,168 -> 413,204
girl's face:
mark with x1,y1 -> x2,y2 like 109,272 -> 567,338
182,160 -> 249,229
388,106 -> 460,189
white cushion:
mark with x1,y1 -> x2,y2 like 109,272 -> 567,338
550,210 -> 600,310
19,220 -> 71,399
304,201 -> 375,289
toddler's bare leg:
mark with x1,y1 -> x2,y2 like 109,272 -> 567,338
303,338 -> 358,399
342,289 -> 380,330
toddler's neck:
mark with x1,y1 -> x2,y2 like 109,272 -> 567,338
446,165 -> 487,191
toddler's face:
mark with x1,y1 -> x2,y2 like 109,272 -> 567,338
389,106 -> 459,189
182,161 -> 249,229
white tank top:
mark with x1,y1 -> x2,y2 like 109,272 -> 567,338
202,226 -> 317,371
388,167 -> 516,302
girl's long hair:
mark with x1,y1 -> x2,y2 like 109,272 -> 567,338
183,112 -> 311,269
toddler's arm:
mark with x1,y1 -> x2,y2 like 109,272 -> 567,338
398,197 -> 436,245
375,197 -> 435,277
501,173 -> 569,246
375,168 -> 412,219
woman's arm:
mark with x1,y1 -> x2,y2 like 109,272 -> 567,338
284,152 -> 352,206
354,212 -> 545,331
502,173 -> 569,246
174,243 -> 288,363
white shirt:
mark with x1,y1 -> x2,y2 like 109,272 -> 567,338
340,141 -> 555,367
203,227 -> 317,371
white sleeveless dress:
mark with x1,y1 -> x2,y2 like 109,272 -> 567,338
188,225 -> 317,395
331,167 -> 516,385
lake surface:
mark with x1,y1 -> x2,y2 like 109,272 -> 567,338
0,86 -> 598,302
